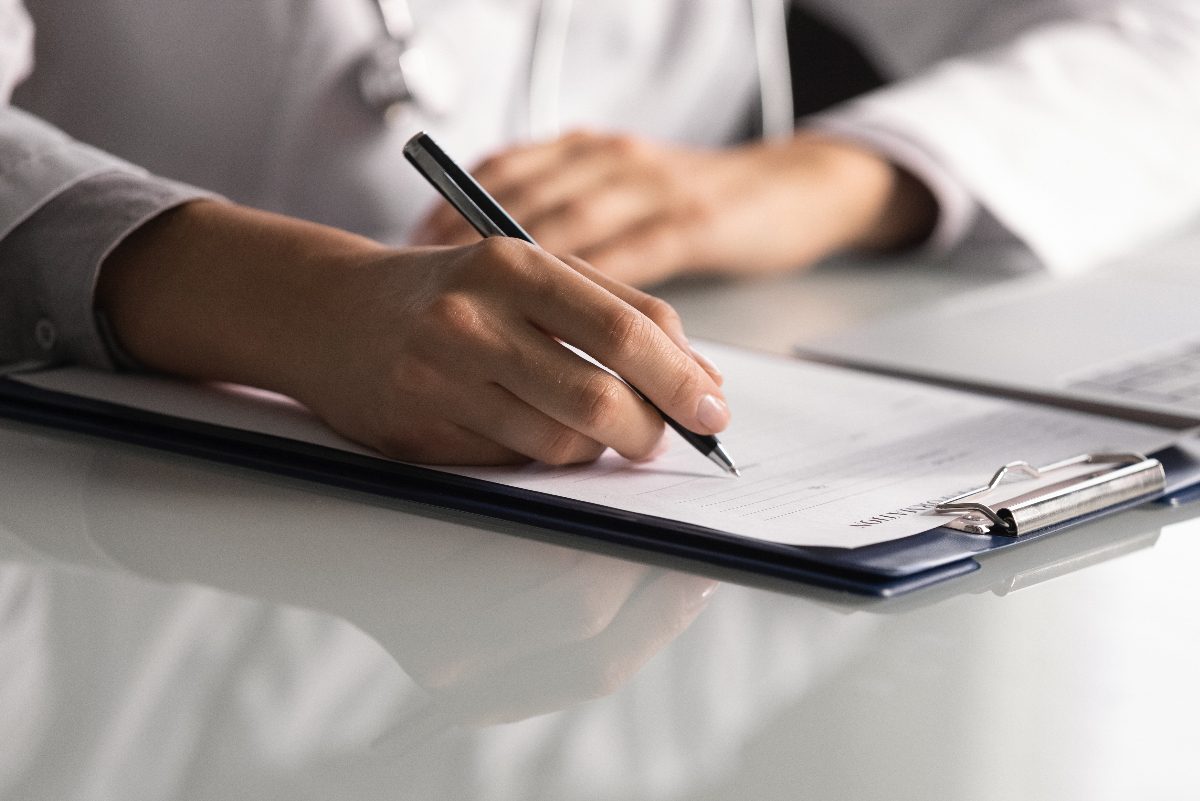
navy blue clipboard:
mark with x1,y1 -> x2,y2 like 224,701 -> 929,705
2,375 -> 1198,597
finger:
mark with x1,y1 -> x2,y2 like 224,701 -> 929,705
491,321 -> 667,461
416,168 -> 654,250
373,419 -> 526,466
436,570 -> 718,725
473,130 -> 600,195
411,201 -> 482,247
561,255 -> 723,386
520,261 -> 730,435
415,556 -> 651,689
451,238 -> 727,435
486,158 -> 621,235
452,382 -> 610,466
577,215 -> 695,287
416,132 -> 598,243
521,182 -> 662,257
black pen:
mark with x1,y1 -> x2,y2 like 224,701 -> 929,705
403,131 -> 740,476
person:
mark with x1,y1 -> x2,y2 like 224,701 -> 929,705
0,0 -> 736,467
2,0 -> 1198,465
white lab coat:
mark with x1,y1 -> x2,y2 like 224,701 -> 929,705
2,0 -> 1200,275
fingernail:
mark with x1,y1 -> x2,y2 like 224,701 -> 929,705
690,347 -> 722,382
696,394 -> 730,432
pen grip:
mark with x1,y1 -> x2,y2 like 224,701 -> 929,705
403,131 -> 733,472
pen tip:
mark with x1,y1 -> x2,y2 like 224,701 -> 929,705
708,442 -> 740,477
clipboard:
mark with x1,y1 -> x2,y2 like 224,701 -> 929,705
2,366 -> 1198,598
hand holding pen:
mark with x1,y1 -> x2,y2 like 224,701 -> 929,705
404,132 -> 739,475
94,140 -> 733,472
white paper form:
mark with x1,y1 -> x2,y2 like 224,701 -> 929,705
12,341 -> 1177,549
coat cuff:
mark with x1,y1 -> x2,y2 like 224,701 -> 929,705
806,112 -> 982,256
0,170 -> 217,370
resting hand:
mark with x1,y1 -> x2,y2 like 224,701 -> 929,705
97,201 -> 727,465
415,130 -> 938,286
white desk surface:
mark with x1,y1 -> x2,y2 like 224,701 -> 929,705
2,242 -> 1199,800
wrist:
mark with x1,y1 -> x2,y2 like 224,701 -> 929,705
798,133 -> 938,253
752,133 -> 938,257
96,199 -> 386,396
849,164 -> 939,253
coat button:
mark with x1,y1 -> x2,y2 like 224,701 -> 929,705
34,318 -> 57,351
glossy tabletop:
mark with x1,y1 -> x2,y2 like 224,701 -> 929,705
2,241 -> 1199,800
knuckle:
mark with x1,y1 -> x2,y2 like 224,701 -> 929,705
667,366 -> 704,410
559,198 -> 599,231
605,307 -> 650,360
474,237 -> 539,278
639,296 -> 681,332
476,153 -> 513,184
515,183 -> 553,212
564,128 -> 600,153
578,372 -> 625,432
685,195 -> 719,230
473,234 -> 519,262
603,134 -> 641,157
427,292 -> 486,340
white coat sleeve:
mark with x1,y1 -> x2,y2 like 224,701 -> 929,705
0,0 -> 212,369
811,0 -> 1200,275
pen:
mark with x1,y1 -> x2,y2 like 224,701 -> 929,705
403,131 -> 740,476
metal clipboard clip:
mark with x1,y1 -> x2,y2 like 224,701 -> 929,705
936,452 -> 1166,537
